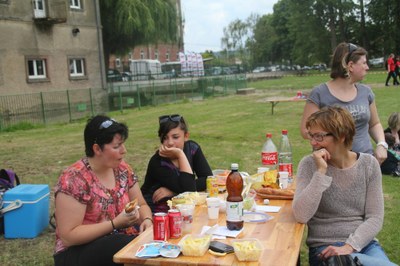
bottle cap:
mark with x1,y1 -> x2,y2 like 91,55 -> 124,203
266,133 -> 272,138
230,163 -> 239,170
282,130 -> 288,135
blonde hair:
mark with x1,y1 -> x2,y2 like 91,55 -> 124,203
306,106 -> 355,148
388,112 -> 400,130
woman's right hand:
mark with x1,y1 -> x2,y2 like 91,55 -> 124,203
113,208 -> 140,230
312,148 -> 330,175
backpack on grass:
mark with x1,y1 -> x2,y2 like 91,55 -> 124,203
0,169 -> 20,234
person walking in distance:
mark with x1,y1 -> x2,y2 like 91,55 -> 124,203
385,53 -> 399,86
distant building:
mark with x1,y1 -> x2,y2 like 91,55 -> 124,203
109,0 -> 184,72
0,0 -> 105,95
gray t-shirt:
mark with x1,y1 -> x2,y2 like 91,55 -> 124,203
308,83 -> 375,154
293,153 -> 384,251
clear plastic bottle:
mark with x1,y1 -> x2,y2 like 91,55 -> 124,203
261,133 -> 278,170
278,129 -> 293,179
226,163 -> 243,231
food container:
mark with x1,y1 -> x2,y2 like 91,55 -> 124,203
194,192 -> 207,205
232,238 -> 263,262
2,184 -> 50,238
178,234 -> 211,256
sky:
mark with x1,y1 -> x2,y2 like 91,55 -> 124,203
181,0 -> 279,53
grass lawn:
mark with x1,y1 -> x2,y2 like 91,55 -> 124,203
0,71 -> 399,265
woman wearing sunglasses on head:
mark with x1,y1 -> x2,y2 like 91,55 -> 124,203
293,106 -> 396,266
141,114 -> 212,213
300,42 -> 387,165
53,115 -> 153,266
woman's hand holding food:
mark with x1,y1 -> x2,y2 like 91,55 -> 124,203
113,199 -> 140,229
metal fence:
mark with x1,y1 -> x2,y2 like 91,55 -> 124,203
0,75 -> 246,131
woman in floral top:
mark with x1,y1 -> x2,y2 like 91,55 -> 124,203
54,115 -> 153,266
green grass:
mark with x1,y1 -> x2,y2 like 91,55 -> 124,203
0,72 -> 399,265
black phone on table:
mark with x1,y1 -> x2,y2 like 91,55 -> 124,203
209,241 -> 234,254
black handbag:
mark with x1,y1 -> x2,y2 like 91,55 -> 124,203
319,255 -> 363,266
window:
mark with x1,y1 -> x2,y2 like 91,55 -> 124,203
27,58 -> 47,79
70,0 -> 81,9
33,0 -> 46,18
155,50 -> 159,60
166,51 -> 170,62
140,50 -> 144,59
115,58 -> 121,68
69,58 -> 85,77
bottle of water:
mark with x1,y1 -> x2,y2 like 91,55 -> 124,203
278,129 -> 293,180
261,133 -> 278,170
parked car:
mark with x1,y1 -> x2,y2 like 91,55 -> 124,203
369,57 -> 384,68
122,72 -> 132,81
107,69 -> 122,82
252,66 -> 266,73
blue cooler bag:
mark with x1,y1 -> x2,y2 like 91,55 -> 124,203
2,184 -> 50,238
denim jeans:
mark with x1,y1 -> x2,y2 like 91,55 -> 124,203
309,240 -> 398,266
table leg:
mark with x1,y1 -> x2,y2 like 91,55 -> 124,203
271,101 -> 279,115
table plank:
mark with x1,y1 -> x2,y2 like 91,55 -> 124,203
113,198 -> 305,266
264,97 -> 306,115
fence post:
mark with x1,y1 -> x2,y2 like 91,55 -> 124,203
89,88 -> 94,116
118,86 -> 123,113
136,84 -> 142,110
40,92 -> 46,124
66,90 -> 72,122
173,79 -> 177,102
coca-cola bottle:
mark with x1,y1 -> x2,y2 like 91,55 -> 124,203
261,133 -> 278,170
226,163 -> 243,231
278,129 -> 293,179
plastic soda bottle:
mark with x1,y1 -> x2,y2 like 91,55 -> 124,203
278,129 -> 293,179
261,133 -> 278,170
225,163 -> 243,231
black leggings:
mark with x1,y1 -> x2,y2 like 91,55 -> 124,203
54,233 -> 136,266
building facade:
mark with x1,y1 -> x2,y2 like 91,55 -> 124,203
0,0 -> 105,96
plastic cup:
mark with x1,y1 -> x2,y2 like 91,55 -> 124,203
206,197 -> 220,220
279,171 -> 289,189
176,204 -> 195,233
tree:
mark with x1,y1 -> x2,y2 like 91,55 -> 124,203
99,0 -> 178,69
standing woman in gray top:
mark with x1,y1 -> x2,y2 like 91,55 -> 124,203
293,106 -> 396,266
300,42 -> 387,164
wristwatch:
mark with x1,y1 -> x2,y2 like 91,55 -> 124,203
377,141 -> 388,149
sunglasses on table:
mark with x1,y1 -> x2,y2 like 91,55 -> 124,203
99,119 -> 116,130
307,132 -> 333,142
159,114 -> 182,124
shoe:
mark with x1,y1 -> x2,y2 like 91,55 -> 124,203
385,84 -> 389,86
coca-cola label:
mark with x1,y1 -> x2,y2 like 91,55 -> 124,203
261,152 -> 278,165
279,163 -> 293,177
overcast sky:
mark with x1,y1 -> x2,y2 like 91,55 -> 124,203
181,0 -> 279,53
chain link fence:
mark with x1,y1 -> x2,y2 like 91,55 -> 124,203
0,75 -> 247,131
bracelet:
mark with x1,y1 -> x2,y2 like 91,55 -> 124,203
110,219 -> 118,232
143,217 -> 153,224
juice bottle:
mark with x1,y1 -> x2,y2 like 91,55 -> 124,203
225,163 -> 243,230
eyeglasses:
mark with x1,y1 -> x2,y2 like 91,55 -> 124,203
99,119 -> 116,130
159,114 -> 181,124
307,132 -> 333,142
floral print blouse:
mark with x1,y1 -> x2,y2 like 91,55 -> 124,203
54,157 -> 138,254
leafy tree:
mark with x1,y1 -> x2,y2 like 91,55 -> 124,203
99,0 -> 178,69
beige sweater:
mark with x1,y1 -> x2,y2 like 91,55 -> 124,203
292,153 -> 384,251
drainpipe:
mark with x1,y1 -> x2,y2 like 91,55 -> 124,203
94,0 -> 106,89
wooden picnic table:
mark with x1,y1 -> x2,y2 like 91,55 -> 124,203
113,195 -> 305,266
265,97 -> 307,115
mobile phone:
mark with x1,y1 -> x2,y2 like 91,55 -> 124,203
209,241 -> 234,254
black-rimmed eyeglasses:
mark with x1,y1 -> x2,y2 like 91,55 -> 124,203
159,114 -> 181,124
307,132 -> 333,142
99,119 -> 116,130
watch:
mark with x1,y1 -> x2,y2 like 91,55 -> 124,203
377,141 -> 388,149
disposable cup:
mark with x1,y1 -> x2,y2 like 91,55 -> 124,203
279,171 -> 289,189
176,204 -> 195,233
206,197 -> 220,220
